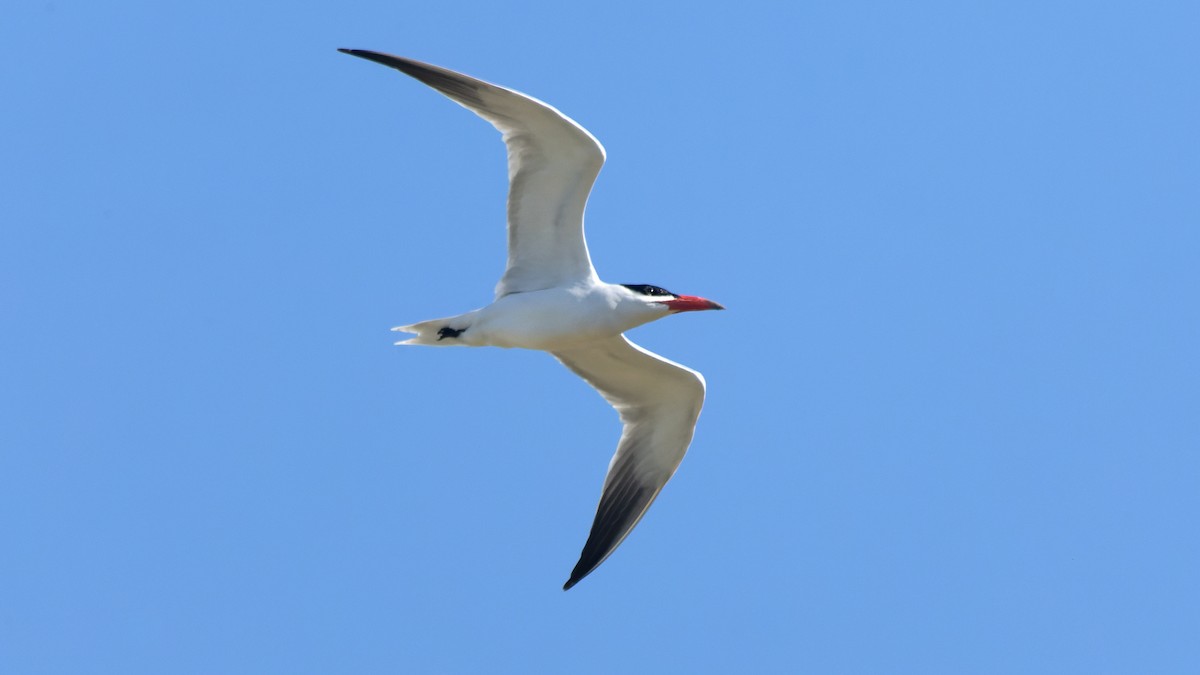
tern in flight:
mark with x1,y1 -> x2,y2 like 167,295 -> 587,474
339,49 -> 724,589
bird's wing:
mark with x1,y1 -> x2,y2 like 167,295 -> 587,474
551,335 -> 707,590
339,50 -> 604,297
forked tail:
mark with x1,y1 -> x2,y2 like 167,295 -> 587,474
392,312 -> 476,346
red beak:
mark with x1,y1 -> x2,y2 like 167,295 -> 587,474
662,295 -> 725,312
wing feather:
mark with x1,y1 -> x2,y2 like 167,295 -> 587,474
552,335 -> 706,589
338,50 -> 604,296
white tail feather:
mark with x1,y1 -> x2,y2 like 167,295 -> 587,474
391,312 -> 476,346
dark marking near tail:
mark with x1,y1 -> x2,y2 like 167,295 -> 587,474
437,326 -> 466,341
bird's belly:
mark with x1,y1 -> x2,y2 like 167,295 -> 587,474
470,290 -> 623,351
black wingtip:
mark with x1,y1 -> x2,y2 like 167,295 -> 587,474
563,551 -> 605,591
333,49 -> 485,107
336,48 -> 403,69
338,48 -> 371,58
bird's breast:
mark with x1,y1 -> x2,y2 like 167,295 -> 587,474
468,288 -> 631,351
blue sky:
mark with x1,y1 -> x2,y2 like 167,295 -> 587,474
3,0 -> 1198,672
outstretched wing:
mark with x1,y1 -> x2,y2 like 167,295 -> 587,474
339,50 -> 604,297
552,335 -> 707,589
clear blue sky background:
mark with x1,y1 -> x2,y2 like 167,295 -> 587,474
3,1 -> 1197,673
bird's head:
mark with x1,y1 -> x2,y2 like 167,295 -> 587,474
619,284 -> 725,313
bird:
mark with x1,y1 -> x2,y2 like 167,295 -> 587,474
339,49 -> 724,590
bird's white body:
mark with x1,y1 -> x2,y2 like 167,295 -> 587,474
340,49 -> 723,589
399,283 -> 669,350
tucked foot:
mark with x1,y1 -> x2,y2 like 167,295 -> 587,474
437,326 -> 466,341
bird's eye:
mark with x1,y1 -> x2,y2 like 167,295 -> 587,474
621,283 -> 675,297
